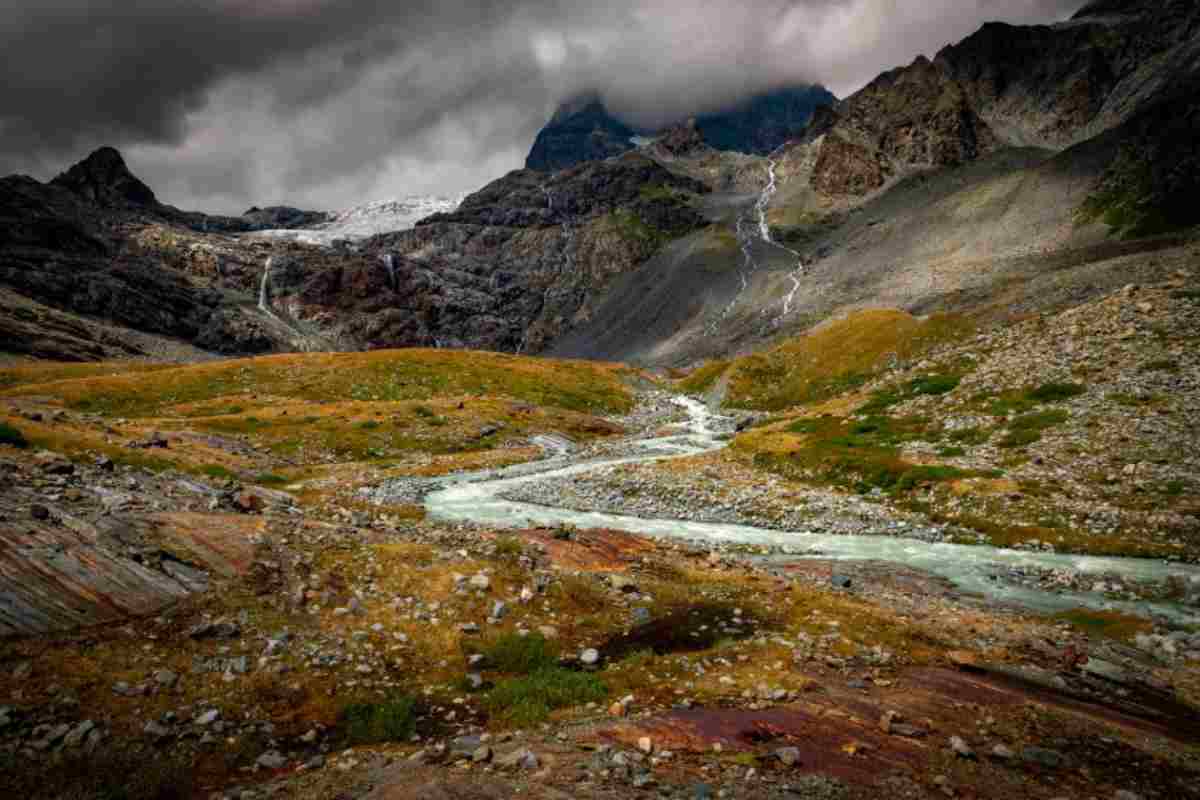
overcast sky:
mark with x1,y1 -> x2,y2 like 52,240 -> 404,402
1,0 -> 1086,214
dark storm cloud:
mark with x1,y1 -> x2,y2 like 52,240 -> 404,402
1,0 -> 1086,213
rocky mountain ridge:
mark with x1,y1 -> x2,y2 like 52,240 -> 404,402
1,0 -> 1198,367
526,85 -> 836,172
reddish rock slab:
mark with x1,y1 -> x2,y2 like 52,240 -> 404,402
0,512 -> 257,637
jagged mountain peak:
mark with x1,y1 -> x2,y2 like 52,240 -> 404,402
526,84 -> 836,172
1072,0 -> 1162,20
50,145 -> 157,208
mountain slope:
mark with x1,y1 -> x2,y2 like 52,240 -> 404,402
549,1 -> 1200,366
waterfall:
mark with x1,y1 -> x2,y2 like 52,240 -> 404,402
382,254 -> 397,291
756,159 -> 778,242
258,256 -> 273,312
257,255 -> 318,352
709,150 -> 808,333
757,152 -> 807,326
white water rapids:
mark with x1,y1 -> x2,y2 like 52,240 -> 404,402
419,397 -> 1200,623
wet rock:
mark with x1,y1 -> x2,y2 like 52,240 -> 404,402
1022,746 -> 1065,769
775,746 -> 801,767
34,723 -> 72,750
30,504 -> 51,521
40,457 -> 75,475
831,575 -> 852,589
189,620 -> 241,640
496,747 -> 539,770
491,600 -> 507,619
143,720 -> 172,741
154,669 -> 178,689
194,709 -> 220,726
1081,658 -> 1131,684
257,751 -> 287,770
130,432 -> 169,449
450,735 -> 484,756
949,736 -> 974,759
991,744 -> 1015,760
62,720 -> 95,748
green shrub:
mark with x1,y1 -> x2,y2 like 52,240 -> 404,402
483,633 -> 558,674
908,375 -> 961,396
787,418 -> 826,434
255,473 -> 289,485
1028,383 -> 1086,403
0,422 -> 28,449
493,536 -> 524,558
340,696 -> 416,745
414,405 -> 436,418
485,668 -> 607,726
200,464 -> 234,479
949,427 -> 990,445
857,389 -> 903,415
896,465 -> 968,492
358,420 -> 381,430
999,409 -> 1069,448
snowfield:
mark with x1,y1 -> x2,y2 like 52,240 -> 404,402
246,195 -> 462,246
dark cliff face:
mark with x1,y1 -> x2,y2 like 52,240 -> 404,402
50,146 -> 158,208
525,99 -> 638,172
694,86 -> 837,154
525,85 -> 835,172
807,0 -> 1200,197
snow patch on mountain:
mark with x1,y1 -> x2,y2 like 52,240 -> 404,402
247,195 -> 463,246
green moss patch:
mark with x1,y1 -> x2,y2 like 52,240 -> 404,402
485,668 -> 607,727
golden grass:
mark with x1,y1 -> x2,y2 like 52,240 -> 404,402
0,409 -> 264,476
1051,609 -> 1153,642
722,309 -> 973,411
0,360 -> 177,390
943,512 -> 1186,559
2,349 -> 639,417
678,359 -> 731,395
174,396 -> 622,464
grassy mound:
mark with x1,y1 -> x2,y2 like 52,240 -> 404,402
1,350 -> 637,418
720,310 -> 973,411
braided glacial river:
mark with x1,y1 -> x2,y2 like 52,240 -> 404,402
419,397 -> 1200,623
